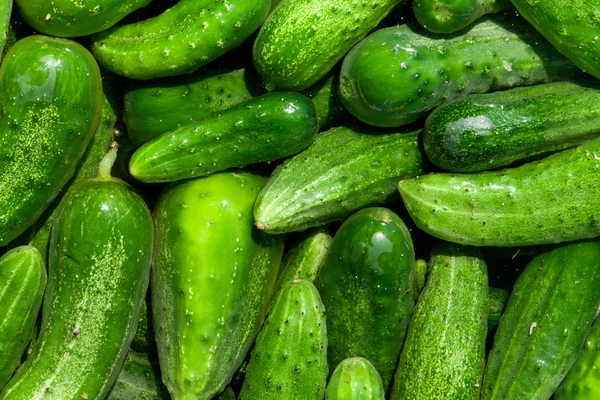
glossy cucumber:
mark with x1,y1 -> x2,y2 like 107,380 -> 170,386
239,279 -> 328,399
302,68 -> 351,130
152,171 -> 284,400
91,0 -> 270,80
0,0 -> 11,57
315,207 -> 415,388
488,287 -> 508,331
391,243 -> 488,400
0,247 -> 46,389
254,124 -> 424,234
107,350 -> 169,400
325,358 -> 385,400
424,81 -> 600,172
339,15 -> 581,127
0,35 -> 103,246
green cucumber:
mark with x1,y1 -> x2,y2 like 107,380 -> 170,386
482,241 -> 600,399
0,35 -> 103,246
253,0 -> 407,91
0,247 -> 46,389
390,243 -> 488,400
413,259 -> 428,301
398,137 -> 600,247
325,358 -> 385,400
0,0 -> 11,57
214,387 -> 236,400
152,171 -> 284,400
91,0 -> 270,80
302,68 -> 351,130
488,287 -> 508,331
424,81 -> 600,172
239,279 -> 328,399
107,350 -> 169,400
339,15 -> 581,127
129,92 -> 318,183
1,9 -> 33,61
130,299 -> 153,354
254,124 -> 424,234
315,207 -> 415,388
0,149 -> 153,400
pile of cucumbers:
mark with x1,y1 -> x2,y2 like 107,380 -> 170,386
1,0 -> 600,399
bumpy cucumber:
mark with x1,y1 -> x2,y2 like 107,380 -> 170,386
488,287 -> 508,331
254,124 -> 424,234
399,137 -> 600,247
0,150 -> 153,400
413,259 -> 428,301
339,15 -> 581,127
424,81 -> 600,172
0,247 -> 46,389
91,0 -> 270,80
482,241 -> 600,399
391,243 -> 488,400
0,35 -> 103,246
413,0 -> 510,34
129,92 -> 318,183
315,207 -> 414,388
107,350 -> 169,400
152,171 -> 284,400
302,68 -> 351,130
0,0 -> 11,57
325,358 -> 385,400
239,279 -> 328,399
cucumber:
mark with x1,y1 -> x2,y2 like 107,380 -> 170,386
488,287 -> 508,331
152,171 -> 285,400
315,207 -> 415,388
254,124 -> 424,234
214,387 -> 236,400
0,149 -> 153,400
0,0 -> 11,57
239,279 -> 328,399
130,299 -> 153,354
253,0 -> 407,91
91,0 -> 270,80
1,9 -> 33,61
390,243 -> 488,400
424,81 -> 600,172
413,259 -> 428,301
339,15 -> 582,128
302,68 -> 351,130
0,247 -> 46,389
325,358 -> 385,400
107,350 -> 169,400
0,35 -> 103,246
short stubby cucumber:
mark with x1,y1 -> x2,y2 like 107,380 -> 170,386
0,35 -> 103,246
424,81 -> 600,172
254,124 -> 424,234
315,207 -> 415,388
339,15 -> 581,127
152,171 -> 284,400
398,137 -> 600,247
482,241 -> 600,399
325,358 -> 385,400
0,0 -> 11,57
129,92 -> 318,183
0,247 -> 46,389
302,68 -> 351,130
107,350 -> 169,400
391,243 -> 488,400
488,287 -> 508,331
91,0 -> 270,80
239,280 -> 328,399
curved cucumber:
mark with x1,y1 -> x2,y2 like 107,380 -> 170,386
152,171 -> 284,400
107,350 -> 169,400
325,358 -> 385,400
0,247 -> 46,389
91,0 -> 270,80
339,15 -> 581,127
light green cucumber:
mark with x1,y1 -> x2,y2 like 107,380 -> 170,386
0,0 -> 11,57
325,358 -> 385,400
107,350 -> 169,400
413,259 -> 428,301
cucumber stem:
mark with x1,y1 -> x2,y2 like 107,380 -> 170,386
98,141 -> 119,180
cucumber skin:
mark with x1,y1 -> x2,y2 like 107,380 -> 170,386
488,287 -> 508,331
129,92 -> 318,183
215,387 -> 236,400
482,241 -> 600,399
391,243 -> 488,400
339,16 -> 581,128
398,137 -> 600,247
91,0 -> 270,80
424,81 -> 600,172
0,35 -> 103,246
413,259 -> 428,301
413,0 -> 510,34
315,207 -> 415,389
302,68 -> 351,130
0,0 -> 11,57
152,171 -> 284,400
253,125 -> 424,234
0,247 -> 46,389
107,350 -> 169,400
325,358 -> 385,400
0,178 -> 153,400
239,280 -> 328,399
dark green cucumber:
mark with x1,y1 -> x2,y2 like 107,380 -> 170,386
214,387 -> 236,400
0,247 -> 46,389
130,299 -> 153,354
107,350 -> 169,400
325,358 -> 385,400
0,150 -> 153,400
0,0 -> 11,57
315,207 -> 415,388
488,287 -> 508,331
391,243 -> 488,400
413,259 -> 428,301
239,279 -> 328,399
302,68 -> 351,130
424,81 -> 600,172
129,92 -> 318,183
339,15 -> 581,127
91,0 -> 270,80
253,124 -> 424,234
482,241 -> 600,399
152,171 -> 284,400
399,137 -> 600,247
0,35 -> 103,246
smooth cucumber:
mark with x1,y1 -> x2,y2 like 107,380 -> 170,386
488,287 -> 508,331
107,350 -> 169,400
325,358 -> 385,400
